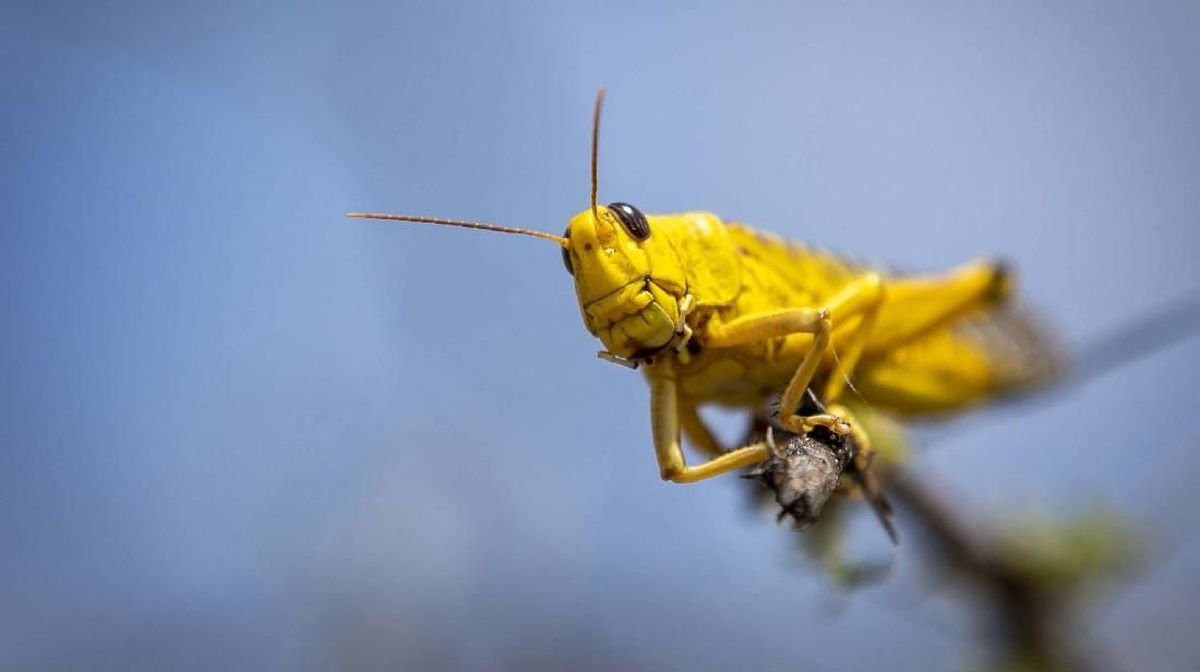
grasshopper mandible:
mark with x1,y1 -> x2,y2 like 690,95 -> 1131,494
350,89 -> 1055,487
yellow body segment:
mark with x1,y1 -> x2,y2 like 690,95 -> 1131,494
564,206 -> 1052,483
351,89 -> 1059,489
676,221 -> 1014,412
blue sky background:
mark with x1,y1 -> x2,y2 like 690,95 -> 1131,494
3,2 -> 1200,669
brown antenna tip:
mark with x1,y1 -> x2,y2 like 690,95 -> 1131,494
590,87 -> 606,216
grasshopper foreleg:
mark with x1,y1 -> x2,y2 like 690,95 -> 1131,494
672,293 -> 697,364
649,361 -> 770,483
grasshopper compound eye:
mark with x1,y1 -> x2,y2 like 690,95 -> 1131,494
608,202 -> 650,241
561,226 -> 575,275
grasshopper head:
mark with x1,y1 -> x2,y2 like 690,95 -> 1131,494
562,203 -> 687,360
347,89 -> 701,364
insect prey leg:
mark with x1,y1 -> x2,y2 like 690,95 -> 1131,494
821,274 -> 886,403
650,360 -> 769,483
825,402 -> 898,544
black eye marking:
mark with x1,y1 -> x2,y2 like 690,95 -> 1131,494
608,202 -> 650,241
561,226 -> 574,275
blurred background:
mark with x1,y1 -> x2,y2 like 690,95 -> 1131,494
3,2 -> 1199,669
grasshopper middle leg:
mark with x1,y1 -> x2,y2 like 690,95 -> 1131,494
706,274 -> 887,437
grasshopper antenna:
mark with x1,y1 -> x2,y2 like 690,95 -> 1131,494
346,212 -> 569,248
590,87 -> 606,219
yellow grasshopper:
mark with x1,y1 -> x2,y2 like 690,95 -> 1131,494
350,89 -> 1056,489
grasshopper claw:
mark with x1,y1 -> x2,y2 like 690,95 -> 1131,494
780,413 -> 851,437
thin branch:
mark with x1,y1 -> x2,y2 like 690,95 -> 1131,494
748,427 -> 1122,671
